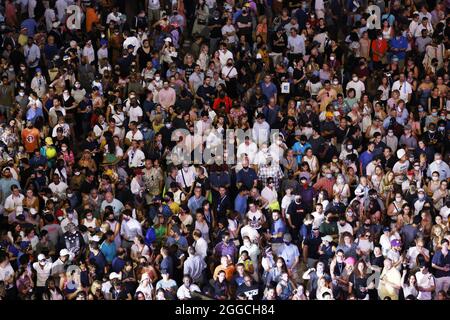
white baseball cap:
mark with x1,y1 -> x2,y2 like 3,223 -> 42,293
109,272 -> 121,280
38,254 -> 46,261
396,148 -> 406,159
60,249 -> 70,257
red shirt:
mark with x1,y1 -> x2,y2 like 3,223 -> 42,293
212,97 -> 232,113
371,39 -> 388,62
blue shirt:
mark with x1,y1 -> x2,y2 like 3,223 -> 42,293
100,241 -> 117,263
260,82 -> 278,100
390,36 -> 408,60
431,249 -> 450,278
21,19 -> 37,36
234,194 -> 248,218
292,141 -> 311,164
359,151 -> 374,175
271,219 -> 287,243
236,168 -> 257,190
111,257 -> 125,273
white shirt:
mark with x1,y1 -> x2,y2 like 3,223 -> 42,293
287,34 -> 306,55
106,12 -> 122,24
120,217 -> 143,241
221,65 -> 238,79
125,130 -> 144,142
4,193 -> 24,213
32,261 -> 53,287
312,211 -> 325,228
407,246 -> 430,269
415,271 -> 435,300
222,25 -> 237,44
237,142 -> 258,164
176,167 -> 196,190
219,50 -> 234,68
126,148 -> 145,168
346,80 -> 365,100
136,282 -> 154,300
49,181 -> 68,197
261,186 -> 278,206
337,222 -> 354,236
194,237 -> 208,259
82,45 -> 95,64
128,106 -> 143,123
391,80 -> 412,101
0,262 -> 15,286
177,284 -> 201,300
240,225 -> 260,243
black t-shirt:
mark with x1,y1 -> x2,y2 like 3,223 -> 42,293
349,272 -> 369,299
272,33 -> 287,53
236,283 -> 260,299
236,14 -> 252,35
208,17 -> 224,38
80,179 -> 98,194
137,47 -> 153,70
303,235 -> 322,260
183,63 -> 196,80
192,176 -> 211,197
335,126 -> 355,144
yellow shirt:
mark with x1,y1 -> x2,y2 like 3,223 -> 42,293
378,267 -> 401,300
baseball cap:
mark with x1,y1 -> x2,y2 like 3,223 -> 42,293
418,188 -> 425,193
396,148 -> 406,159
391,239 -> 401,247
38,254 -> 46,261
321,235 -> 333,242
109,272 -> 121,280
60,249 -> 70,257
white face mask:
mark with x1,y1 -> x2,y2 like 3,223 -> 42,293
337,178 -> 344,184
39,260 -> 46,266
353,77 -> 358,82
395,197 -> 402,202
436,159 -> 442,165
432,176 -> 439,181
61,146 -> 67,151
155,76 -> 161,81
19,92 -> 24,96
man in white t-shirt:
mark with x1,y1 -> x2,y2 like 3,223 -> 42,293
176,163 -> 197,192
48,174 -> 68,199
237,136 -> 258,165
346,74 -> 365,100
415,263 -> 436,300
391,74 -> 413,103
392,149 -> 410,186
124,141 -> 146,168
32,254 -> 53,298
287,28 -> 305,56
4,185 -> 24,216
218,44 -> 234,67
0,253 -> 15,294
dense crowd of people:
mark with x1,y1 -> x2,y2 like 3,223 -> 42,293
0,0 -> 449,301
